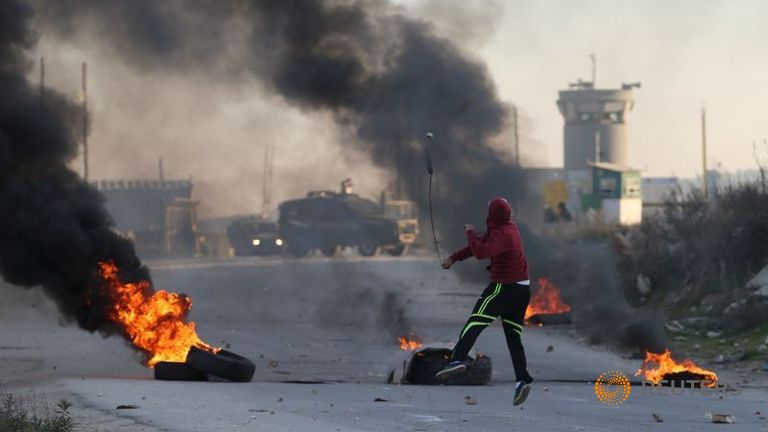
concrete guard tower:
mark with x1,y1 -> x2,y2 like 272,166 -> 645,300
557,80 -> 639,171
555,65 -> 642,224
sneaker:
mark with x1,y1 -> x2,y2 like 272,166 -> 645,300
513,380 -> 532,406
435,360 -> 469,381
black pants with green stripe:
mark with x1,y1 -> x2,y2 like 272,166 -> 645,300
451,282 -> 533,383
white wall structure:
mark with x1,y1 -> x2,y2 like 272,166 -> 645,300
601,198 -> 642,225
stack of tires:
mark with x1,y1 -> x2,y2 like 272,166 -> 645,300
154,347 -> 255,382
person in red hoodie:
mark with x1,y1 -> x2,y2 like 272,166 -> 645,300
435,197 -> 534,406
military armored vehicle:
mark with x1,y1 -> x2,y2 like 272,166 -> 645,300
278,191 -> 417,257
227,216 -> 284,256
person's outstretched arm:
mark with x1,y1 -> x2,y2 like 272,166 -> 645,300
442,244 -> 473,269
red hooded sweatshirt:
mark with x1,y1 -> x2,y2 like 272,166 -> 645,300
449,197 -> 529,284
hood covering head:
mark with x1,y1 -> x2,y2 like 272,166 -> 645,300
486,197 -> 512,228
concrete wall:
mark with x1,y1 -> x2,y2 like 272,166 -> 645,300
602,198 -> 642,225
564,123 -> 628,169
557,87 -> 635,171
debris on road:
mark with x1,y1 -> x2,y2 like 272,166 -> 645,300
373,398 -> 389,402
116,405 -> 139,410
651,413 -> 664,422
706,412 -> 735,424
664,320 -> 685,333
546,345 -> 554,352
464,396 -> 477,405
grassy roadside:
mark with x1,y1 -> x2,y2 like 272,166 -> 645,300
666,320 -> 768,362
0,390 -> 75,432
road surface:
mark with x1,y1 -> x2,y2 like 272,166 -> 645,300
1,255 -> 765,431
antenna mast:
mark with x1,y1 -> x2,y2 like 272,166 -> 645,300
262,143 -> 274,217
702,107 -> 708,198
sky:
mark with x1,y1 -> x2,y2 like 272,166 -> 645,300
404,0 -> 768,177
32,0 -> 768,217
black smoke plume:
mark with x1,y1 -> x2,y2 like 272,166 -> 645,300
17,0 -> 666,356
37,0 -> 525,282
0,0 -> 150,337
255,1 -> 527,279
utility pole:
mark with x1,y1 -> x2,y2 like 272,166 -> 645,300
262,143 -> 274,217
39,57 -> 45,107
701,107 -> 708,198
158,157 -> 165,182
81,62 -> 89,180
594,131 -> 601,163
590,53 -> 596,85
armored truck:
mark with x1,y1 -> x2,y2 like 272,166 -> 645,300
278,191 -> 417,257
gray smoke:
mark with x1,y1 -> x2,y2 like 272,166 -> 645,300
531,240 -> 667,354
313,262 -> 414,342
0,0 -> 159,351
1,0 -> 667,359
35,0 -> 525,274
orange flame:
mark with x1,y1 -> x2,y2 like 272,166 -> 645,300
398,336 -> 423,351
524,278 -> 571,321
98,262 -> 217,366
634,349 -> 718,387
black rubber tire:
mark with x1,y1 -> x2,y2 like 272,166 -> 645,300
405,348 -> 492,386
320,244 -> 338,257
386,245 -> 408,256
449,354 -> 492,386
186,347 -> 255,383
154,361 -> 208,381
527,312 -> 572,326
358,240 -> 379,257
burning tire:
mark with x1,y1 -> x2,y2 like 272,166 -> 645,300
154,361 -> 208,381
186,347 -> 255,383
526,311 -> 572,326
404,348 -> 492,385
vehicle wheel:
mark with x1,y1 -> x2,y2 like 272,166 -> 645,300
320,244 -> 338,257
154,361 -> 208,381
287,242 -> 310,257
386,245 -> 408,256
358,240 -> 379,257
232,246 -> 250,257
186,347 -> 255,383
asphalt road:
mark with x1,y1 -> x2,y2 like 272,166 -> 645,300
1,255 -> 766,431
